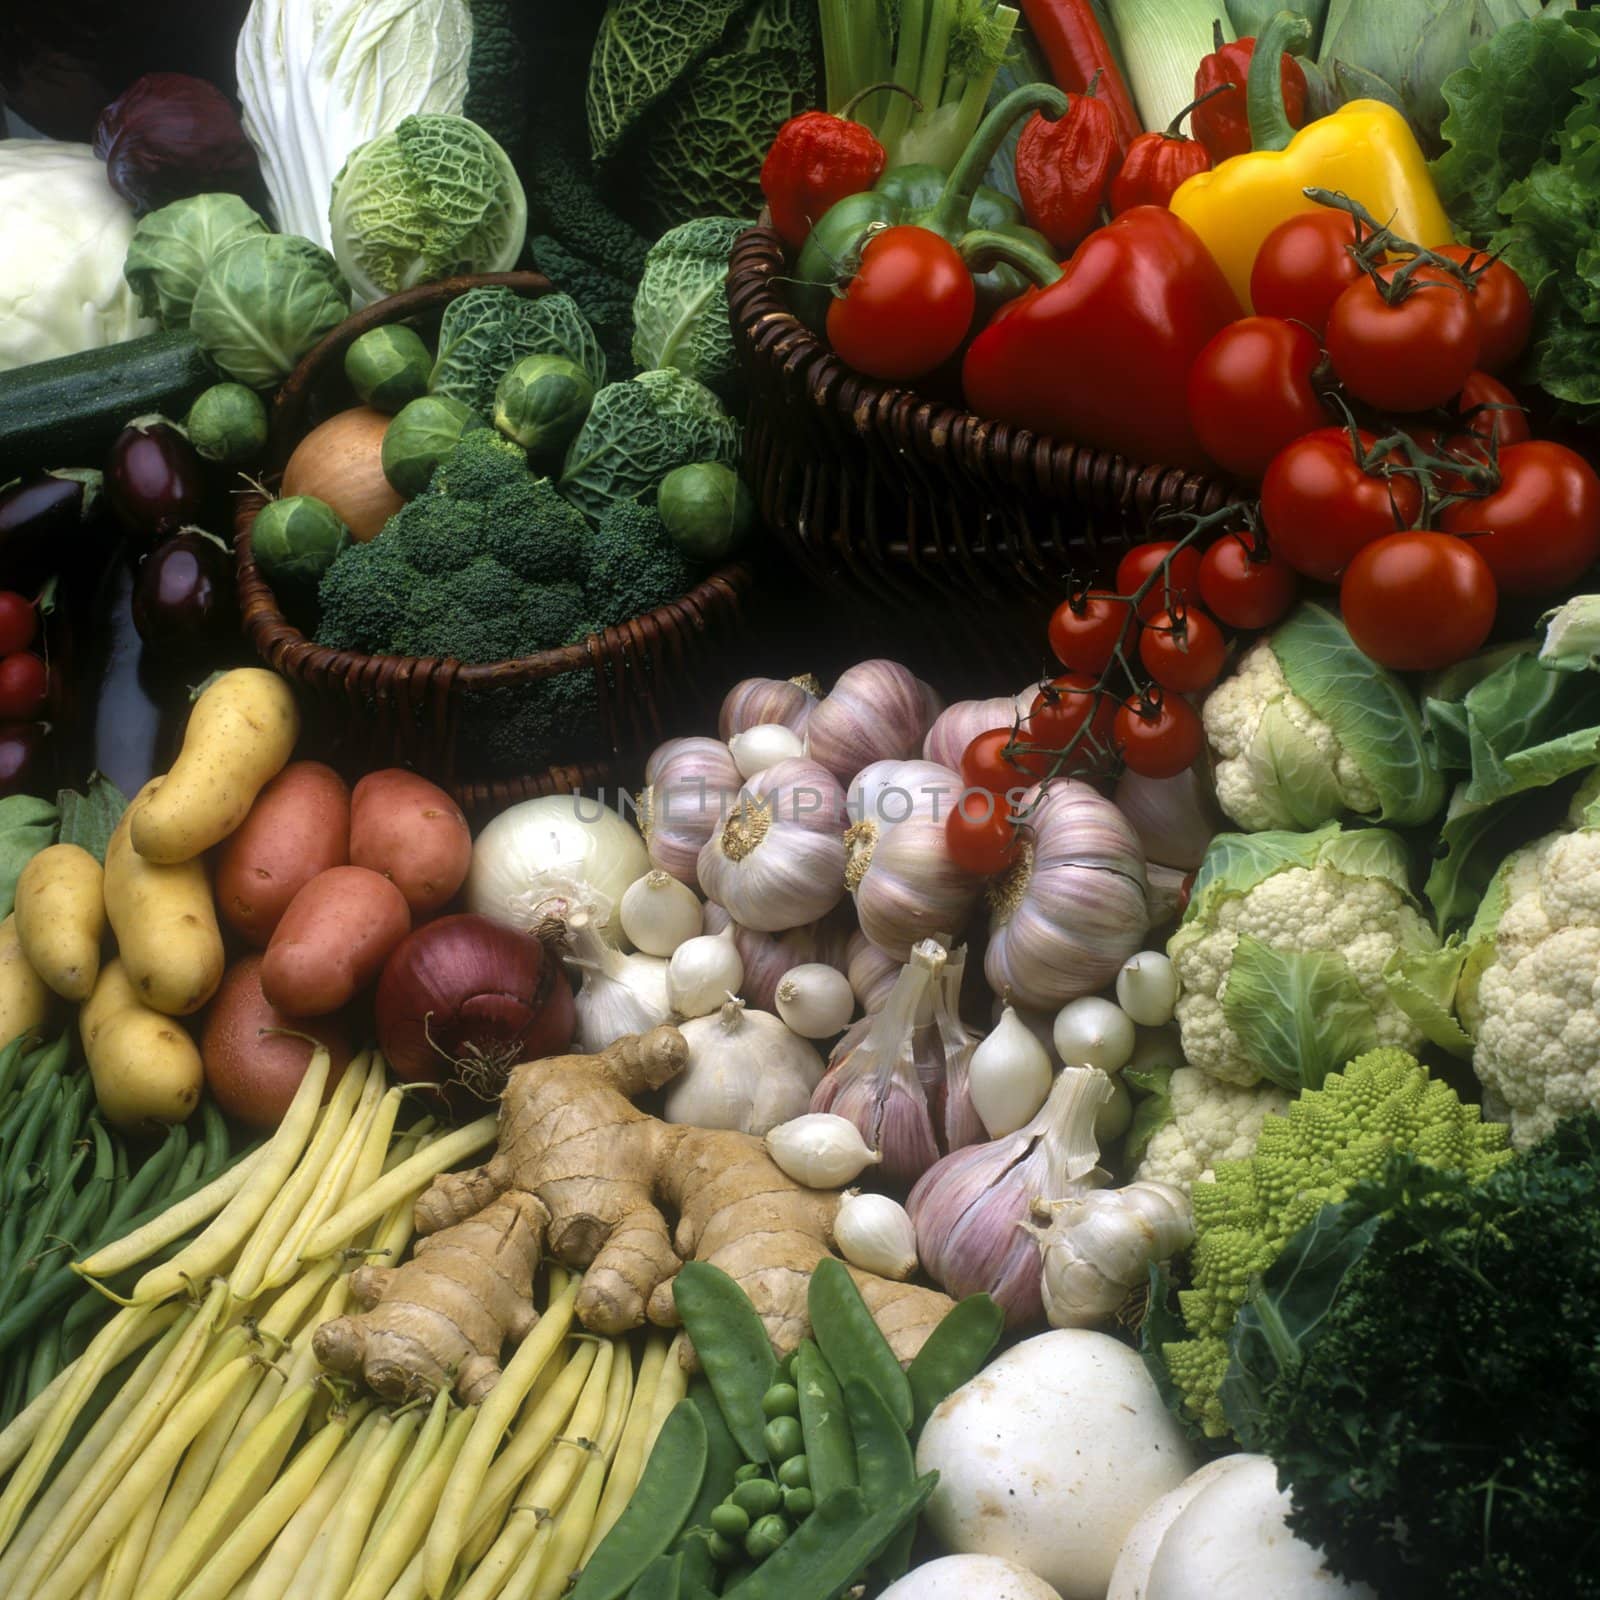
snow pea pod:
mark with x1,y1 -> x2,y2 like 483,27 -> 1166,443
807,1259 -> 913,1434
844,1377 -> 917,1586
672,1262 -> 778,1464
793,1341 -> 854,1503
905,1293 -> 1005,1440
681,1380 -> 744,1536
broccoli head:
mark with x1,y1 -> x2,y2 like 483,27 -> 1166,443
315,538 -> 415,654
464,664 -> 604,776
482,475 -> 593,586
584,497 -> 695,623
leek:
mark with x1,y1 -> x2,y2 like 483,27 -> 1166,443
1104,0 -> 1234,133
818,0 -> 1021,171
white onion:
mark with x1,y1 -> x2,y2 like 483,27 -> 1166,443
775,964 -> 856,1038
765,1113 -> 880,1187
833,1190 -> 918,1279
728,723 -> 806,778
667,926 -> 744,1019
1052,997 -> 1136,1074
620,871 -> 703,957
1115,952 -> 1178,1028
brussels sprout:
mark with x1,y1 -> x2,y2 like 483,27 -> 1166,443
123,193 -> 269,330
184,383 -> 269,465
345,325 -> 433,413
493,354 -> 595,461
381,395 -> 487,497
657,462 -> 753,563
250,495 -> 350,592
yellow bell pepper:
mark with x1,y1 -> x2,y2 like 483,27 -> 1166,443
1169,13 -> 1454,313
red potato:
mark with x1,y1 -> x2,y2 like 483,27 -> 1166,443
202,955 -> 354,1128
214,761 -> 351,946
350,769 -> 472,917
261,865 -> 412,1017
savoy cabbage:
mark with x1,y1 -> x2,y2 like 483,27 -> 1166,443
430,287 -> 606,415
631,216 -> 746,404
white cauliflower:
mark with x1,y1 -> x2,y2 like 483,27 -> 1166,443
1135,1067 -> 1290,1190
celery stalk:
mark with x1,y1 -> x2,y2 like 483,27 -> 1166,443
1105,0 -> 1235,133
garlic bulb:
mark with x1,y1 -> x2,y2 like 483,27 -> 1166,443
702,902 -> 853,1013
1030,1181 -> 1193,1328
932,944 -> 986,1153
846,760 -> 980,961
833,1191 -> 918,1280
811,939 -> 946,1187
907,1066 -> 1114,1328
666,924 -> 744,1018
922,690 -> 1036,770
564,910 -> 672,1052
1113,761 -> 1222,872
1116,951 -> 1178,1028
847,930 -> 902,1015
696,758 -> 848,934
620,871 -> 703,957
662,1000 -> 824,1136
805,660 -> 943,785
765,1113 -> 880,1187
985,781 -> 1150,1010
1145,862 -> 1191,930
638,738 -> 743,893
970,1004 -> 1053,1137
775,964 -> 856,1039
729,723 -> 806,779
719,675 -> 821,742
1052,997 -> 1136,1074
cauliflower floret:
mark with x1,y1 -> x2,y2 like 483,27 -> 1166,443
1471,827 -> 1600,1148
1170,862 -> 1435,1085
1203,640 -> 1381,832
1135,1067 -> 1290,1191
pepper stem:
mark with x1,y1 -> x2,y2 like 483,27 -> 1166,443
929,83 -> 1070,239
1164,83 -> 1233,140
958,228 -> 1064,288
1246,11 -> 1313,153
839,82 -> 923,123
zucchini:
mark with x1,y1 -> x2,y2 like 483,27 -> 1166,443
0,333 -> 214,479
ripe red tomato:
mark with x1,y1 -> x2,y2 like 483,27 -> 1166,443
1451,371 -> 1532,449
1339,532 -> 1497,671
1116,542 -> 1203,620
1139,608 -> 1227,693
946,791 -> 1020,877
1439,441 -> 1600,598
1186,317 -> 1328,481
1432,245 -> 1533,376
0,594 -> 35,658
1198,533 -> 1298,629
1260,428 -> 1422,583
1249,210 -> 1368,334
0,653 -> 49,720
1030,673 -> 1115,755
826,226 -> 976,382
1325,266 -> 1481,413
961,727 -> 1045,792
1047,592 -> 1128,675
1114,692 -> 1204,779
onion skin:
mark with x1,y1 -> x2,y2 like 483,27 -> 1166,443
376,914 -> 575,1104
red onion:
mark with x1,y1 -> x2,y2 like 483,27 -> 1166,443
376,914 -> 575,1104
92,72 -> 261,215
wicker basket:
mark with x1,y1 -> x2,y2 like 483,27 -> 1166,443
235,272 -> 754,820
727,224 -> 1238,607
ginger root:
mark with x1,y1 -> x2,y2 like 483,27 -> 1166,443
320,1027 -> 954,1399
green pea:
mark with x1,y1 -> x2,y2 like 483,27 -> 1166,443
783,1486 -> 816,1518
732,1477 -> 782,1517
734,1462 -> 765,1484
763,1416 -> 804,1462
744,1514 -> 790,1563
710,1503 -> 750,1539
777,1454 -> 811,1490
761,1382 -> 800,1419
707,1532 -> 742,1565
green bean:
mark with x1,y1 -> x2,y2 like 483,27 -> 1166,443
1,1077 -> 60,1195
671,1263 -> 779,1464
0,1191 -> 24,1282
720,1475 -> 938,1599
19,1033 -> 70,1094
806,1259 -> 913,1433
571,1398 -> 709,1600
793,1342 -> 854,1503
198,1097 -> 229,1173
906,1293 -> 1005,1439
24,1321 -> 63,1405
0,1146 -> 87,1318
0,1033 -> 31,1103
679,1380 -> 744,1538
1,1339 -> 28,1424
45,1072 -> 91,1177
844,1377 -> 918,1586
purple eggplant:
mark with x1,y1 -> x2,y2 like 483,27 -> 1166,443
105,418 -> 207,539
0,722 -> 48,797
131,530 -> 236,656
0,469 -> 109,599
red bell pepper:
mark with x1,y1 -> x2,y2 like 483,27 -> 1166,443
1108,87 -> 1228,214
1191,21 -> 1308,163
1018,0 -> 1143,152
1014,79 -> 1121,256
960,208 -> 1243,471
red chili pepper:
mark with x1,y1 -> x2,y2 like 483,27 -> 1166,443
1108,87 -> 1228,214
1191,21 -> 1308,163
1014,80 -> 1121,257
961,208 -> 1243,471
1018,0 -> 1143,152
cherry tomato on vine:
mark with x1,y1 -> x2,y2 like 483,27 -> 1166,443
1047,592 -> 1128,675
1116,541 -> 1203,619
1451,371 -> 1532,450
1030,673 -> 1115,754
1249,210 -> 1369,334
961,727 -> 1045,792
0,654 -> 49,721
1260,427 -> 1421,583
826,226 -> 976,382
0,594 -> 35,658
1439,440 -> 1600,598
1113,691 -> 1203,779
1432,245 -> 1533,376
1139,607 -> 1227,693
1339,532 -> 1497,672
1198,533 -> 1298,629
946,790 -> 1020,877
1325,265 -> 1481,413
1186,317 -> 1328,481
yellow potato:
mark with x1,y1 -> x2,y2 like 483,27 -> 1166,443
81,959 -> 203,1130
105,781 -> 225,1016
0,912 -> 55,1051
131,668 -> 301,864
14,842 -> 105,1002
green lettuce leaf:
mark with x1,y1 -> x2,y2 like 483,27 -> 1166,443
54,777 -> 128,866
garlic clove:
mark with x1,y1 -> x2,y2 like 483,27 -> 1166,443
765,1113 -> 881,1188
620,870 -> 704,958
970,1004 -> 1053,1137
1051,997 -> 1136,1075
729,722 -> 807,779
833,1190 -> 918,1280
775,963 -> 856,1039
666,924 -> 744,1019
1115,951 -> 1179,1028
